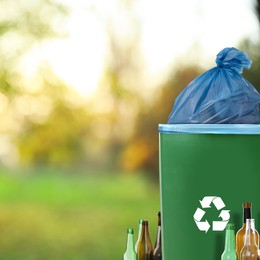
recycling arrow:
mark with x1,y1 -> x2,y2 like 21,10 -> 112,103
199,196 -> 225,210
193,208 -> 205,221
213,220 -> 229,231
193,208 -> 210,233
195,220 -> 210,233
199,196 -> 216,208
213,197 -> 225,210
194,196 -> 230,232
218,210 -> 230,221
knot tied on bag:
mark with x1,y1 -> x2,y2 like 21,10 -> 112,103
215,47 -> 252,74
168,47 -> 260,124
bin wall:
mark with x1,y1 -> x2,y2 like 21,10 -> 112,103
159,133 -> 260,259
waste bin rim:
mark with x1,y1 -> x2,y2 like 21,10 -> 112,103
158,124 -> 260,134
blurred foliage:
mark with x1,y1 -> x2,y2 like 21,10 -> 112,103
17,101 -> 89,167
241,1 -> 260,91
255,0 -> 260,24
239,40 -> 260,93
119,66 -> 203,177
0,0 -> 68,96
0,0 -> 260,178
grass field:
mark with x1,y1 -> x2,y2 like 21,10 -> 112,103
0,168 -> 160,259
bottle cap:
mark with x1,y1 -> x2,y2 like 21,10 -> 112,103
142,220 -> 148,226
158,212 -> 161,226
226,223 -> 235,230
243,202 -> 252,208
139,219 -> 144,224
127,228 -> 134,234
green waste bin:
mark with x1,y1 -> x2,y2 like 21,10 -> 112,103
158,124 -> 260,260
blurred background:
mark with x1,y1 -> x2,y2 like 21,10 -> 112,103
0,0 -> 260,259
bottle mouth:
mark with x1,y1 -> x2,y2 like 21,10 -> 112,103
158,212 -> 161,226
226,223 -> 235,230
142,221 -> 148,226
127,228 -> 134,234
243,202 -> 252,208
139,219 -> 144,224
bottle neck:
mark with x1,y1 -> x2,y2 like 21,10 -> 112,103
156,212 -> 161,245
139,221 -> 152,247
224,228 -> 236,251
137,223 -> 142,240
135,221 -> 143,251
244,208 -> 252,223
140,222 -> 151,243
245,219 -> 257,245
126,233 -> 135,251
140,223 -> 146,243
155,226 -> 162,247
158,212 -> 161,226
145,224 -> 150,239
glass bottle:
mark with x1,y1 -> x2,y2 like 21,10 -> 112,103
221,223 -> 237,260
236,203 -> 259,259
124,228 -> 137,260
240,219 -> 258,260
137,220 -> 153,260
153,212 -> 162,260
135,219 -> 144,253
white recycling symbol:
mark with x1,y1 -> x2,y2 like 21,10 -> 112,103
193,196 -> 230,233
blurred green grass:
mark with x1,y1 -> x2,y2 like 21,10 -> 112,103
0,168 -> 160,259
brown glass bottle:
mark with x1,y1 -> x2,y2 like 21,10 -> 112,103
153,212 -> 162,260
236,203 -> 259,260
240,219 -> 258,260
137,220 -> 153,260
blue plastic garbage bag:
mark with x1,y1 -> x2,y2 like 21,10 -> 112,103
168,47 -> 260,124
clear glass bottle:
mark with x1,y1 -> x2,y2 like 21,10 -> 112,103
236,203 -> 259,259
124,228 -> 137,260
153,212 -> 162,260
135,219 -> 144,253
221,223 -> 237,260
240,219 -> 258,260
137,220 -> 153,260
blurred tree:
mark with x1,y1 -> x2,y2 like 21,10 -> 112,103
92,0 -> 145,170
0,1 -> 75,167
239,0 -> 260,92
239,40 -> 260,93
255,0 -> 260,23
15,64 -> 93,168
120,66 -> 203,178
17,101 -> 90,168
88,1 -> 209,177
0,0 -> 68,97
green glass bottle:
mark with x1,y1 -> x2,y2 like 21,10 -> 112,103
221,223 -> 237,260
124,228 -> 137,260
137,220 -> 153,260
153,212 -> 162,260
135,219 -> 144,253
